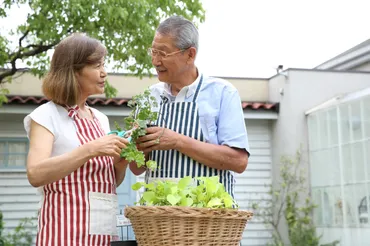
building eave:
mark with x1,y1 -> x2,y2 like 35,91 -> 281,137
315,39 -> 370,70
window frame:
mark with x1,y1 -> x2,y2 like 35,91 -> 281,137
308,97 -> 370,228
0,137 -> 29,171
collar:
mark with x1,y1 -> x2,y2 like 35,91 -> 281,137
163,69 -> 202,99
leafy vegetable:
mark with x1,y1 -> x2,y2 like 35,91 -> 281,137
132,176 -> 238,209
115,88 -> 159,169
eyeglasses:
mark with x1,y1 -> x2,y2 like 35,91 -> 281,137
147,47 -> 188,59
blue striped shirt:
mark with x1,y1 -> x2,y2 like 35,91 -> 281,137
150,72 -> 250,155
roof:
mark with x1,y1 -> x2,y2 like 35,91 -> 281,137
315,38 -> 370,70
5,95 -> 279,111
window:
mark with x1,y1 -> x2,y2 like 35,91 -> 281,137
0,138 -> 29,170
308,95 -> 370,228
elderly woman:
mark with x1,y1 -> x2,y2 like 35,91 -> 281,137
24,33 -> 129,246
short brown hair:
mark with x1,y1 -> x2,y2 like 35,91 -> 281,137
42,33 -> 107,106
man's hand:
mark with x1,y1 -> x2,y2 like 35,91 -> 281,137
137,127 -> 179,153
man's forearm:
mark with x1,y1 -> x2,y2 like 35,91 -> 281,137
176,134 -> 248,173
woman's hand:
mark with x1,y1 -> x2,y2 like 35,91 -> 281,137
87,134 -> 129,159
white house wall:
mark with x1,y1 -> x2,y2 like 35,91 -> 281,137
0,114 -> 39,239
4,73 -> 269,102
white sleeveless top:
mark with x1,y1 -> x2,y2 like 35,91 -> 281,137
24,101 -> 111,157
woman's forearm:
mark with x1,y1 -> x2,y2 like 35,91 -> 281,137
27,144 -> 94,187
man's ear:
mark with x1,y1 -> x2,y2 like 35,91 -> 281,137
187,47 -> 197,63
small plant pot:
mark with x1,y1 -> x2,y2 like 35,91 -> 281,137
111,240 -> 137,246
146,124 -> 157,128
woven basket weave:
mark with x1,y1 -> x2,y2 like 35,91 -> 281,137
124,206 -> 253,246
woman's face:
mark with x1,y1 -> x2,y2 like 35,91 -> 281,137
76,58 -> 107,97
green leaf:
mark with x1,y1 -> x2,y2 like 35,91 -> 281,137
145,160 -> 157,169
178,176 -> 192,189
137,119 -> 148,129
143,191 -> 155,203
170,186 -> 178,194
104,80 -> 118,98
207,198 -> 222,208
180,197 -> 193,207
132,182 -> 143,191
143,182 -> 155,191
167,194 -> 181,206
223,196 -> 234,208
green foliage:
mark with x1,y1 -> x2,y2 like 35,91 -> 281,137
0,211 -> 35,246
0,88 -> 9,106
253,150 -> 339,246
104,80 -> 118,98
115,88 -> 159,169
0,0 -> 205,90
132,176 -> 238,209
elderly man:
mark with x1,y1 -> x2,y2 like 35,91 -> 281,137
129,15 -> 250,197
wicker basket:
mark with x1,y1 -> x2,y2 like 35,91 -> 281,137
124,206 -> 253,246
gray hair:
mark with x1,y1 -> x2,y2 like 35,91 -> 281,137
156,16 -> 199,52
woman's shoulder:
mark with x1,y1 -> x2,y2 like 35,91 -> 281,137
24,101 -> 61,137
31,101 -> 60,114
89,107 -> 107,120
90,107 -> 110,132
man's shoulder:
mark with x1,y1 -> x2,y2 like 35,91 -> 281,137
149,82 -> 166,93
149,82 -> 166,89
202,75 -> 237,92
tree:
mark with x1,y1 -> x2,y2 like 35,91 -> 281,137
0,0 -> 205,103
252,150 -> 340,246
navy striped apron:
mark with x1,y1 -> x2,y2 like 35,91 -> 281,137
145,76 -> 235,197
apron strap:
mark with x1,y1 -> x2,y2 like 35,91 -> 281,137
66,105 -> 80,120
192,74 -> 203,103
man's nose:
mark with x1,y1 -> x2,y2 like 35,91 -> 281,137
152,56 -> 162,66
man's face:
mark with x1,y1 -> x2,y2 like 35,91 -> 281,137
150,33 -> 189,83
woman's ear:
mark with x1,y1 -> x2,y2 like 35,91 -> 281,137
74,70 -> 81,82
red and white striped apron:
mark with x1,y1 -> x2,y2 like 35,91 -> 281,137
36,105 -> 117,246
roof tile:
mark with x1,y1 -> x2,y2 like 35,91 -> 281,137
6,95 -> 278,111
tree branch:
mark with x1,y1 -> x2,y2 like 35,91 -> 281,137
19,29 -> 29,48
22,43 -> 56,58
0,26 -> 73,84
0,41 -> 58,84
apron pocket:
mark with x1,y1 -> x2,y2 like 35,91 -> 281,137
89,191 -> 118,236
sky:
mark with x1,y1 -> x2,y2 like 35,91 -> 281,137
1,0 -> 370,79
196,0 -> 370,78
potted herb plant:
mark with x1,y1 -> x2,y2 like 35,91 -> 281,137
113,88 -> 160,170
